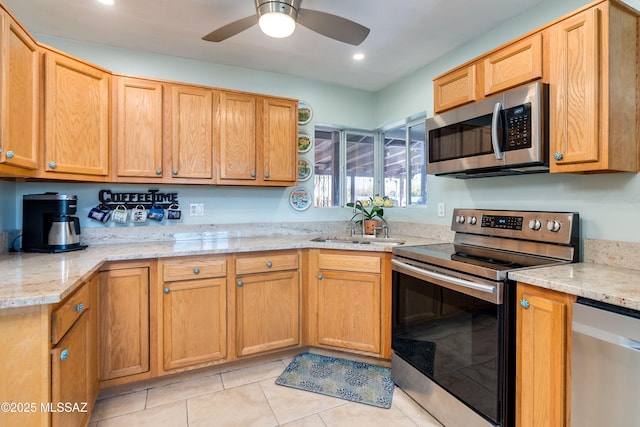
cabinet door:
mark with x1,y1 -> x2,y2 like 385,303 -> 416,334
163,278 -> 226,370
516,283 -> 574,427
51,311 -> 89,427
236,270 -> 299,356
261,97 -> 297,183
43,50 -> 110,177
549,8 -> 601,170
433,64 -> 477,113
218,91 -> 257,181
484,33 -> 542,96
99,266 -> 150,380
0,11 -> 39,173
317,270 -> 381,354
115,76 -> 164,178
167,85 -> 214,179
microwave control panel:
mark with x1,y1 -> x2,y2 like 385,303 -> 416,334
505,103 -> 532,151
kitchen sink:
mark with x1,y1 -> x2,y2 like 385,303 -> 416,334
310,236 -> 405,246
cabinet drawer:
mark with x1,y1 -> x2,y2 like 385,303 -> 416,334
236,252 -> 299,275
163,257 -> 227,281
318,253 -> 381,274
51,283 -> 90,344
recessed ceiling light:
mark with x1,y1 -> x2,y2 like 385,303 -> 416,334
97,0 -> 114,5
353,53 -> 365,61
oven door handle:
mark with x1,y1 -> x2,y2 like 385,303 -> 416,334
392,258 -> 497,295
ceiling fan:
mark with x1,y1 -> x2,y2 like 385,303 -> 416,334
202,0 -> 370,46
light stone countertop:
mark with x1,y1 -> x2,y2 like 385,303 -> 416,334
0,234 -> 437,310
509,263 -> 640,311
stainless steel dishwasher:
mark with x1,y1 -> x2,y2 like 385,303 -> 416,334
571,298 -> 640,427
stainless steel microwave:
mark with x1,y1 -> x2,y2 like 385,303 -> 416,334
427,81 -> 548,178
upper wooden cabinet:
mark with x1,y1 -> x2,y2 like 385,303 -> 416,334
0,10 -> 39,177
549,1 -> 638,173
218,92 -> 297,186
433,33 -> 543,113
41,48 -> 110,180
516,282 -> 575,427
164,84 -> 216,181
114,76 -> 164,180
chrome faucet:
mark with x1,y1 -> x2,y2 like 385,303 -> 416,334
351,200 -> 366,237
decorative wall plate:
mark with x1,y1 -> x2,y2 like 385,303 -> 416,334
298,100 -> 313,125
298,159 -> 312,181
298,130 -> 312,153
289,187 -> 312,211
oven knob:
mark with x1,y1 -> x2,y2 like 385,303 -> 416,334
547,220 -> 561,232
456,215 -> 465,224
528,219 -> 542,231
467,216 -> 477,225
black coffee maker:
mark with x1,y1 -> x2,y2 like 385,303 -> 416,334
22,193 -> 88,253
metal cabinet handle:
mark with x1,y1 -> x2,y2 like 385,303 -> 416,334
554,152 -> 564,161
49,161 -> 57,169
164,287 -> 170,294
6,150 -> 14,159
60,349 -> 69,361
155,169 -> 162,175
318,274 -> 323,280
266,261 -> 272,268
76,303 -> 84,313
520,298 -> 530,309
264,172 -> 270,179
172,169 -> 179,175
237,280 -> 243,287
193,267 -> 200,274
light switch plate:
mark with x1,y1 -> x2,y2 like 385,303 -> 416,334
190,203 -> 204,216
437,202 -> 446,217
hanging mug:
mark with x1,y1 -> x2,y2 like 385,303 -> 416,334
167,203 -> 182,220
148,204 -> 165,221
131,205 -> 148,223
88,205 -> 111,223
111,205 -> 128,224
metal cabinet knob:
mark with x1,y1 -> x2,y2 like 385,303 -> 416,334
237,280 -> 243,287
6,150 -> 14,159
554,152 -> 564,161
318,274 -> 323,280
49,161 -> 57,169
264,172 -> 270,179
60,349 -> 69,361
76,303 -> 84,313
164,287 -> 170,294
266,261 -> 272,268
520,299 -> 530,309
250,171 -> 256,178
155,169 -> 162,175
193,267 -> 200,274
172,169 -> 179,175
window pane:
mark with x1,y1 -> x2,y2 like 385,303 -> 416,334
313,128 -> 340,207
384,126 -> 407,207
346,132 -> 375,203
409,122 -> 427,205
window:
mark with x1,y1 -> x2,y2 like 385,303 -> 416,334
313,120 -> 426,207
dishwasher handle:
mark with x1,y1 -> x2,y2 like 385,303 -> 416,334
573,321 -> 640,352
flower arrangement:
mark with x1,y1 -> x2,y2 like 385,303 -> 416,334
346,194 -> 393,224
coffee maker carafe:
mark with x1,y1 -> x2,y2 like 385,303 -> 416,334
22,193 -> 88,253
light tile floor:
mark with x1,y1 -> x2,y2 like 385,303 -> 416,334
89,354 -> 443,427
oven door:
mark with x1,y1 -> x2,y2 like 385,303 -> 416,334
391,257 -> 515,427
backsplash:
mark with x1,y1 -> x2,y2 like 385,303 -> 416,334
583,239 -> 640,272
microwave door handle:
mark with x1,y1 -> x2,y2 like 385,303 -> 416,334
491,102 -> 504,160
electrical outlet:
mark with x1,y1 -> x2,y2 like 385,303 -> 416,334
437,202 -> 446,217
190,203 -> 204,216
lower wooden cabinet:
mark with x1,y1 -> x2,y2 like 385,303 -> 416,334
516,282 -> 575,427
160,256 -> 227,371
99,261 -> 151,385
307,249 -> 392,359
234,251 -> 300,356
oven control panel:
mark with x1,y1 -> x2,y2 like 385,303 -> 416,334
452,208 -> 579,245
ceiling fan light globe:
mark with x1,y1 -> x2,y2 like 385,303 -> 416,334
259,12 -> 296,38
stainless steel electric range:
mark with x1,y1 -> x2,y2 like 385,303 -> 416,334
391,208 -> 579,427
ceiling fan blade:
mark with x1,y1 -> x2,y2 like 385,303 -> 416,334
202,15 -> 258,42
298,9 -> 370,46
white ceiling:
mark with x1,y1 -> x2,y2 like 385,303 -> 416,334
5,0 -> 549,92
